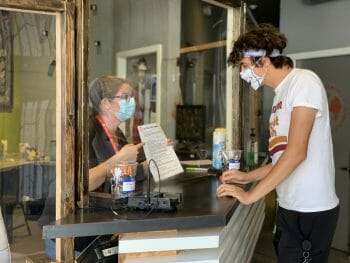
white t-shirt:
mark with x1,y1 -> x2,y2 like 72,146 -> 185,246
268,68 -> 339,212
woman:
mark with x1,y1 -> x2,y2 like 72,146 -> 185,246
89,76 -> 144,192
217,24 -> 339,263
43,76 -> 143,259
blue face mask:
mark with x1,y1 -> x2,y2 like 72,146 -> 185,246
115,97 -> 136,121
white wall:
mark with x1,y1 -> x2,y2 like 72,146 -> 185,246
88,0 -> 115,81
280,0 -> 350,54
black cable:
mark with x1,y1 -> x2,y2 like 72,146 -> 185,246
148,158 -> 161,201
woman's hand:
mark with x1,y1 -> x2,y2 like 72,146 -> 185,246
166,138 -> 174,147
219,169 -> 251,184
116,142 -> 144,162
216,184 -> 252,205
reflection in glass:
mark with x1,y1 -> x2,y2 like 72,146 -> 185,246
0,10 -> 56,261
179,47 -> 227,146
180,0 -> 227,147
126,53 -> 157,143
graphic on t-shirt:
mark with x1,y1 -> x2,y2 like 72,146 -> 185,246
269,100 -> 287,157
269,136 -> 287,157
269,101 -> 283,137
269,115 -> 279,137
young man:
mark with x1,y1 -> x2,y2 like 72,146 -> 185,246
216,24 -> 339,263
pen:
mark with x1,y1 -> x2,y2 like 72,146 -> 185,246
185,167 -> 208,173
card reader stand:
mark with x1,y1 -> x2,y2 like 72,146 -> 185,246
127,192 -> 182,211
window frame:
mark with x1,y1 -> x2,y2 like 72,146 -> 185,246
0,0 -> 77,261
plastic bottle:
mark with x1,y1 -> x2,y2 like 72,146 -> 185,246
245,128 -> 258,170
227,149 -> 242,170
212,128 -> 226,170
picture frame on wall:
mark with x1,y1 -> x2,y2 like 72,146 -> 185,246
0,10 -> 13,112
116,44 -> 162,143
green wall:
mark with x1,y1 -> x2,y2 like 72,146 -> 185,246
0,56 -> 21,154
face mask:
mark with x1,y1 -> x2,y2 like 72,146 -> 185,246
240,66 -> 265,91
115,97 -> 136,121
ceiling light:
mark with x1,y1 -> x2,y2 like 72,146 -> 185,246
203,5 -> 212,17
249,4 -> 258,10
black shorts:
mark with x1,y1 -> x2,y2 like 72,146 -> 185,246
274,205 -> 339,263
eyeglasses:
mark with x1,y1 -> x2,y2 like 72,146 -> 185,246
112,94 -> 134,102
239,57 -> 263,71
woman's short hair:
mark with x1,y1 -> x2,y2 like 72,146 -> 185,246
89,76 -> 128,113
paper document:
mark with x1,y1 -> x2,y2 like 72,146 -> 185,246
138,123 -> 184,182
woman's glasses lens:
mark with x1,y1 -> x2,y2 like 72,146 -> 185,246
113,94 -> 133,102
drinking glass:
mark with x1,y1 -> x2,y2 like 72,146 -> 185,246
222,149 -> 242,170
197,148 -> 209,167
109,161 -> 138,199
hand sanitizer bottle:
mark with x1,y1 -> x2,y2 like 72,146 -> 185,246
245,128 -> 258,170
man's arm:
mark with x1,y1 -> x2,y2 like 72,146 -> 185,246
217,106 -> 317,204
247,106 -> 317,203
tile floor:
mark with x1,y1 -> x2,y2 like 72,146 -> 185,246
7,207 -> 46,262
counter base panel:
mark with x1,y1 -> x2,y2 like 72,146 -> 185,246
119,199 -> 265,263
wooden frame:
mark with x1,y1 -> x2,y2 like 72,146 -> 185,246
0,0 -> 76,261
241,3 -> 262,153
180,40 -> 226,54
75,0 -> 89,211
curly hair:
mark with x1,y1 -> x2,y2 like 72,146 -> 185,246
228,23 -> 293,69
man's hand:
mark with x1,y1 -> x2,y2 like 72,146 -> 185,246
216,183 -> 252,205
220,169 -> 251,184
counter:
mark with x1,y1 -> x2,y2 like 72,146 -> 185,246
43,172 -> 265,262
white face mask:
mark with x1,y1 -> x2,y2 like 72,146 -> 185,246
240,66 -> 265,91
